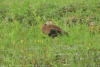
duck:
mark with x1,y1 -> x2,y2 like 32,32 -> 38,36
42,20 -> 69,42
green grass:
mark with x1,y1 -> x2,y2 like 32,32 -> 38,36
0,0 -> 100,67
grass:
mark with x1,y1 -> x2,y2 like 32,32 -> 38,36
0,0 -> 100,67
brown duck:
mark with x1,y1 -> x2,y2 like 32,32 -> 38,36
42,20 -> 69,42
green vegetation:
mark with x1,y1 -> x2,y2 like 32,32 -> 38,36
0,0 -> 100,67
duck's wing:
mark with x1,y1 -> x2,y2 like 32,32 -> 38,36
49,25 -> 62,31
49,25 -> 69,36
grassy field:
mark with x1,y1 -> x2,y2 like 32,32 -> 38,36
0,0 -> 100,67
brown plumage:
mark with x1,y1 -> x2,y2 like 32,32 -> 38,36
42,20 -> 69,39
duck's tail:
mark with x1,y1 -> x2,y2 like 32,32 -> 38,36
61,30 -> 69,37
